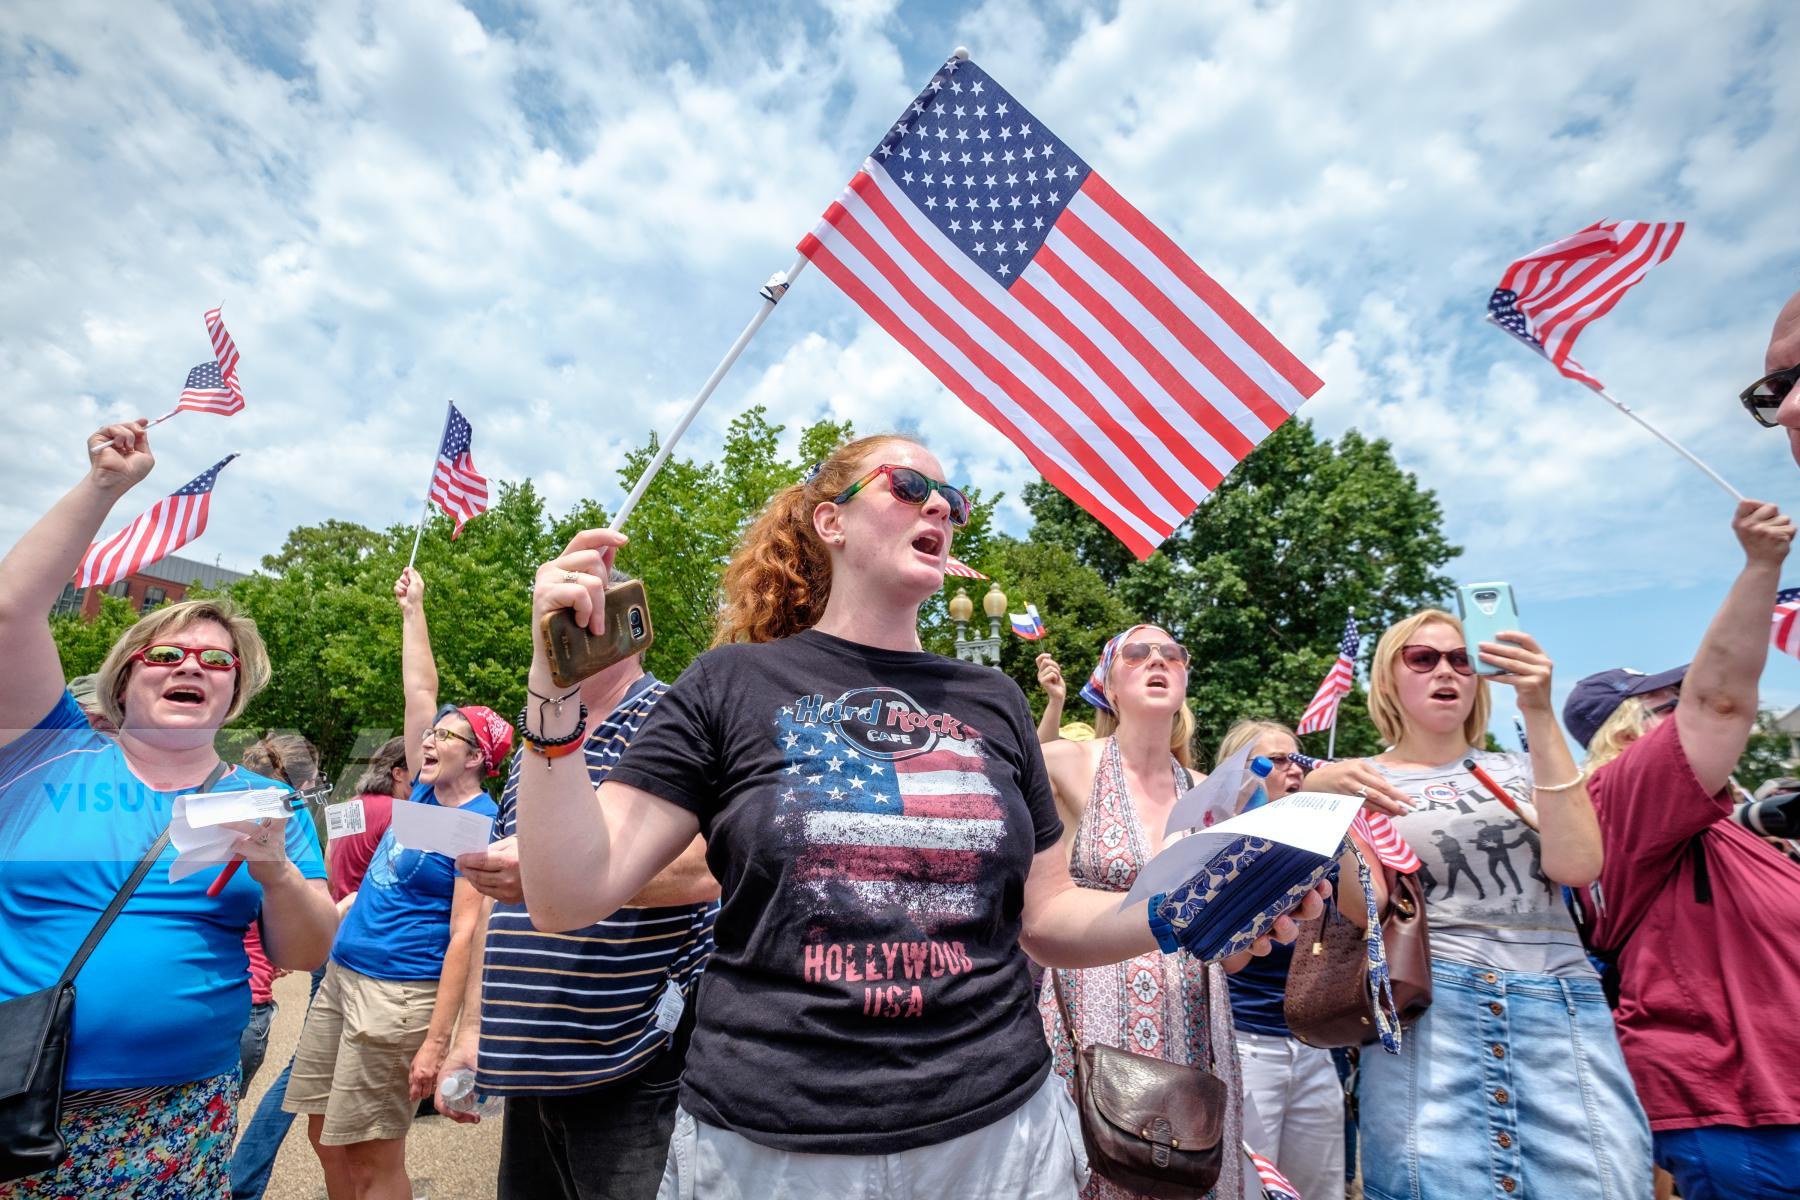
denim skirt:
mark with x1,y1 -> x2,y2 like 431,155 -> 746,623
1359,958 -> 1650,1200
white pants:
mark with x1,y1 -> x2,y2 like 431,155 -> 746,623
1236,1030 -> 1346,1200
657,1073 -> 1088,1200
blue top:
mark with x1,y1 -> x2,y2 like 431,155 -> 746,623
332,781 -> 497,981
1226,938 -> 1294,1036
0,691 -> 327,1089
477,674 -> 719,1096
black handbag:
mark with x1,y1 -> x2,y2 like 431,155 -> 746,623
0,761 -> 228,1183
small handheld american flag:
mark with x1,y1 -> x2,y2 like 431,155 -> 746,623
73,455 -> 239,590
944,555 -> 987,579
162,306 -> 246,420
800,52 -> 1322,560
429,402 -> 490,539
1772,587 -> 1800,660
1297,615 -> 1359,736
1487,220 -> 1682,393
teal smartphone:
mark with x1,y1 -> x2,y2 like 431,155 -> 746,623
1455,582 -> 1520,677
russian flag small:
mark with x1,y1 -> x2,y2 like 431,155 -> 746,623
1009,603 -> 1045,641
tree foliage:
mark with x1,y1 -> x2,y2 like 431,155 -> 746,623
51,593 -> 140,678
1735,711 -> 1796,794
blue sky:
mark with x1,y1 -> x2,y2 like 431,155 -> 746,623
3,0 -> 1798,747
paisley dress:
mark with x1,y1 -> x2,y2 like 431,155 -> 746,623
1038,739 -> 1249,1200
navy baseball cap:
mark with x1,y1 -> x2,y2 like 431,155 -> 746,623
1562,665 -> 1689,749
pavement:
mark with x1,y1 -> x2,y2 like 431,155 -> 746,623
240,968 -> 503,1200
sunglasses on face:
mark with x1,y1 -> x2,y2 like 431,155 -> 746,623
129,644 -> 240,671
1264,753 -> 1304,769
1740,365 -> 1799,429
1117,641 -> 1190,666
1644,695 -> 1679,718
423,726 -> 478,751
1399,645 -> 1475,676
834,465 -> 973,528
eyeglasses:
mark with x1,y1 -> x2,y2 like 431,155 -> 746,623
834,465 -> 973,527
1117,641 -> 1190,666
1399,645 -> 1475,676
1740,365 -> 1799,429
423,726 -> 478,751
128,644 -> 240,671
1265,753 -> 1304,769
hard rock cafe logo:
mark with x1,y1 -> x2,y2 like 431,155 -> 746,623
790,687 -> 969,761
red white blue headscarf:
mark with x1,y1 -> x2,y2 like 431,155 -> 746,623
1079,624 -> 1155,714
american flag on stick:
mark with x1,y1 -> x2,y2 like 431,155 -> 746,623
429,402 -> 490,539
1296,614 -> 1359,735
800,53 -> 1323,559
1487,221 -> 1683,392
1772,587 -> 1800,660
160,306 -> 247,420
944,555 -> 987,579
1245,1144 -> 1301,1200
73,455 -> 238,590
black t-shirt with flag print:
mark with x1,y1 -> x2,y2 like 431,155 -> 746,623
606,628 -> 1064,1155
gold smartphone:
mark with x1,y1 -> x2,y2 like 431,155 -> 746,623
539,581 -> 655,688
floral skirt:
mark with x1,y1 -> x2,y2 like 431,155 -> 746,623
0,1072 -> 236,1199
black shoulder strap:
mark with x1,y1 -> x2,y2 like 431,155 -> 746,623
58,760 -> 233,987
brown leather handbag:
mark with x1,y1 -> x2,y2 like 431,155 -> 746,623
1050,971 -> 1225,1199
1284,868 -> 1431,1048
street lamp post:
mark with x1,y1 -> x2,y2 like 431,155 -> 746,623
951,581 -> 1007,668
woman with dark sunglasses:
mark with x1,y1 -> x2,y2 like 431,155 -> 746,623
0,421 -> 336,1197
513,436 -> 1324,1199
284,567 -> 511,1200
1035,626 -> 1259,1199
1744,287 -> 1800,466
1343,610 -> 1649,1200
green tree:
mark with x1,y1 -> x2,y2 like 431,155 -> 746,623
50,593 -> 140,678
1022,419 -> 1457,763
1735,711 -> 1796,794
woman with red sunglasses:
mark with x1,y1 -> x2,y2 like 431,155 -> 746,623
1343,609 -> 1648,1200
0,421 -> 336,1197
513,435 -> 1324,1199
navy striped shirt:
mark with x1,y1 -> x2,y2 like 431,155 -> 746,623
476,673 -> 718,1094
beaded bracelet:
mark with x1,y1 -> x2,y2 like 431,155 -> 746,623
518,698 -> 586,744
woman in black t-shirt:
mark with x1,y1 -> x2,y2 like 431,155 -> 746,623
512,435 -> 1325,1198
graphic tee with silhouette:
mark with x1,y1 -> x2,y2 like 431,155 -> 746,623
1375,750 -> 1590,976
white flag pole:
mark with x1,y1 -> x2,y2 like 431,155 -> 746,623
407,400 -> 455,572
1486,315 -> 1744,501
1326,713 -> 1338,761
608,256 -> 809,532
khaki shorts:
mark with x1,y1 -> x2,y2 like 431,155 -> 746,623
282,960 -> 439,1145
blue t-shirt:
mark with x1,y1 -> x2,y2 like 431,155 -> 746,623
0,692 -> 327,1089
332,781 -> 497,981
1226,938 -> 1294,1036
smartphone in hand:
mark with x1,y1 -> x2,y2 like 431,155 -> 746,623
540,581 -> 655,688
1455,582 -> 1519,677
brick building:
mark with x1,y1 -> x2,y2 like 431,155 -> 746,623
53,553 -> 248,620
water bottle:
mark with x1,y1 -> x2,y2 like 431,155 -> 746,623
1238,756 -> 1275,813
438,1068 -> 503,1119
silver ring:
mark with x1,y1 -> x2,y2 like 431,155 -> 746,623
1355,786 -> 1369,800
561,570 -> 580,584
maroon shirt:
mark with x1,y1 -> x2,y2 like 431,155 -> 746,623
1588,719 -> 1800,1130
326,791 -> 395,902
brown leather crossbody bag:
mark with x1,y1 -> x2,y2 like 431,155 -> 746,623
1284,868 -> 1432,1047
1049,969 -> 1225,1199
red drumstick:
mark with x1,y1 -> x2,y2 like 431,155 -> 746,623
1462,758 -> 1539,831
206,858 -> 243,898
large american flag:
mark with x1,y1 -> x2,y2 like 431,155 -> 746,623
800,55 -> 1323,559
1772,587 -> 1800,660
1488,220 -> 1683,392
777,706 -> 1006,931
73,455 -> 238,590
1296,615 -> 1359,735
429,402 -> 490,538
